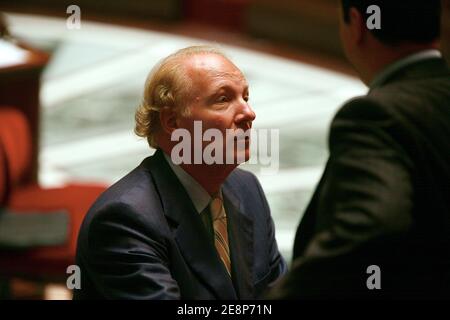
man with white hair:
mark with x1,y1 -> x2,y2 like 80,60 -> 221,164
74,46 -> 287,299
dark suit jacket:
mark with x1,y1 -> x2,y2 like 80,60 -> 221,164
271,57 -> 450,299
74,149 -> 287,299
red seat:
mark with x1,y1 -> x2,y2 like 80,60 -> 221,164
0,107 -> 106,280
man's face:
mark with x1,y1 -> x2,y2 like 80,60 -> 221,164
177,53 -> 256,165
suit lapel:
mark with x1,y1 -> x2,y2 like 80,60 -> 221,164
222,185 -> 254,299
144,149 -> 237,299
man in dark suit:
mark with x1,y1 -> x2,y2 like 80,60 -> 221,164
271,1 -> 450,299
74,46 -> 287,299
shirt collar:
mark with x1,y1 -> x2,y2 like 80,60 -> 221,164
369,49 -> 442,89
163,152 -> 212,214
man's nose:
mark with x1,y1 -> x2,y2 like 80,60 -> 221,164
235,100 -> 256,125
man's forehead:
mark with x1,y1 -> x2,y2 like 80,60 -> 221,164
185,53 -> 246,81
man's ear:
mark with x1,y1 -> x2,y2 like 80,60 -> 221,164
159,106 -> 179,134
348,7 -> 366,45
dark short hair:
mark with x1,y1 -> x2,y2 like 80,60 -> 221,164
341,0 -> 441,45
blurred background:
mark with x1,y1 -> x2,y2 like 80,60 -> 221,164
0,0 -> 449,299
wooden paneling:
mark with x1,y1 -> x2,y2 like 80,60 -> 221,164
246,0 -> 344,59
184,0 -> 251,32
0,0 -> 182,21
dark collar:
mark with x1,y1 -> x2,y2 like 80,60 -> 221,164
370,57 -> 450,91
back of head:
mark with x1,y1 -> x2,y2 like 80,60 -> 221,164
341,0 -> 441,45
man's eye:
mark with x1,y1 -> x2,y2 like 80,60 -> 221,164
217,96 -> 228,103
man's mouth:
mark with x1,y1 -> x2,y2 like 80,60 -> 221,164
233,135 -> 250,141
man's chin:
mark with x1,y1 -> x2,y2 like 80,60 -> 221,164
232,148 -> 251,165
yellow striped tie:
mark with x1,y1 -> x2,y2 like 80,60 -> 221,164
209,195 -> 231,276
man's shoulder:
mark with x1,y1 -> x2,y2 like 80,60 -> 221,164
96,159 -> 155,205
78,157 -> 169,243
225,168 -> 258,188
81,157 -> 161,225
336,72 -> 450,127
366,59 -> 450,117
224,168 -> 266,205
370,77 -> 450,106
334,94 -> 392,124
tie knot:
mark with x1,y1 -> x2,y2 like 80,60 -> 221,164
209,196 -> 224,220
